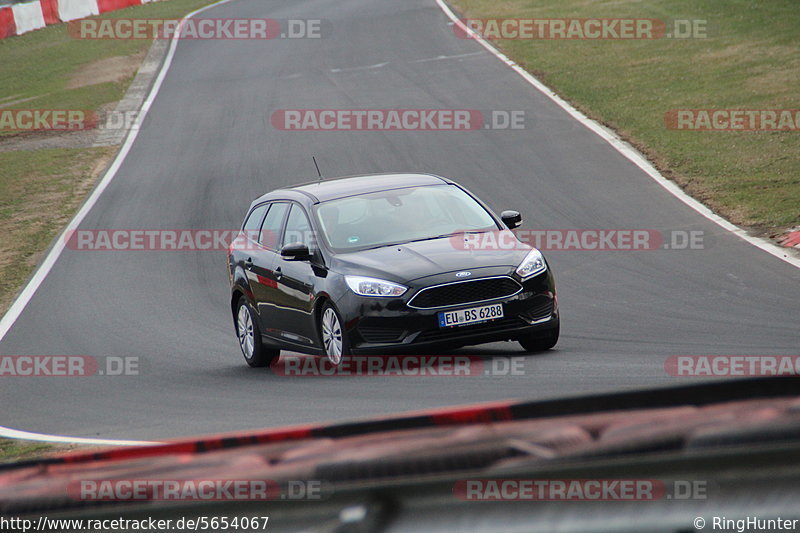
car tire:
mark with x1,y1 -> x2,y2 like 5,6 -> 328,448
319,302 -> 350,365
518,325 -> 559,353
236,296 -> 279,367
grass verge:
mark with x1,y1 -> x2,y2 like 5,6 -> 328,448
449,0 -> 799,234
0,438 -> 99,462
0,438 -> 54,462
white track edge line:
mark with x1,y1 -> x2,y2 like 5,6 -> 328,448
435,0 -> 800,270
0,0 -> 238,446
0,425 -> 159,446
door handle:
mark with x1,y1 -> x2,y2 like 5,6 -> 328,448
274,267 -> 282,281
244,257 -> 253,269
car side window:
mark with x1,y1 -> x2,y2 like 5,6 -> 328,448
282,204 -> 314,249
243,204 -> 268,238
260,202 -> 290,250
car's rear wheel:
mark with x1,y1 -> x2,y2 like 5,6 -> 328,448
320,303 -> 349,365
518,325 -> 559,353
236,296 -> 279,367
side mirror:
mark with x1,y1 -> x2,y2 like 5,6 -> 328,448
501,210 -> 522,230
280,242 -> 312,261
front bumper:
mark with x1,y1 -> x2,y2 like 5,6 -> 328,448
339,269 -> 558,354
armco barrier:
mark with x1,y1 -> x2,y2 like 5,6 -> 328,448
57,0 -> 99,22
97,0 -> 140,14
10,1 -> 46,35
39,0 -> 60,24
0,0 -> 155,39
39,0 -> 61,25
0,6 -> 16,38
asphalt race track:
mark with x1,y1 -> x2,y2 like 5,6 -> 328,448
1,0 -> 798,441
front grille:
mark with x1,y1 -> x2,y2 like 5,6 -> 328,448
358,326 -> 406,344
408,276 -> 522,309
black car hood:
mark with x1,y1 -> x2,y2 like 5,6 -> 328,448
331,236 -> 529,282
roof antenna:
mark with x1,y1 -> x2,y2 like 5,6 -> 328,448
312,156 -> 323,182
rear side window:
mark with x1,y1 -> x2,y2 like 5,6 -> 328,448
260,202 -> 290,249
243,204 -> 268,234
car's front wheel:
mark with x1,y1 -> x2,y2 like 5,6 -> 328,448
236,296 -> 279,367
518,325 -> 559,353
320,303 -> 350,365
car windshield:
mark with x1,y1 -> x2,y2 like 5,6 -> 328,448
315,184 -> 498,251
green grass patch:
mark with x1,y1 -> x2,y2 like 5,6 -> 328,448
0,438 -> 54,462
450,0 -> 800,230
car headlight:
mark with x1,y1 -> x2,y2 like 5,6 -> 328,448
515,248 -> 547,278
345,275 -> 408,297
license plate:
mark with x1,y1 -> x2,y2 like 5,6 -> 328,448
438,303 -> 504,328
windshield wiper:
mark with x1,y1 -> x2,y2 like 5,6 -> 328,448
407,230 -> 493,244
357,233 -> 457,251
406,233 -> 459,243
357,231 -> 492,251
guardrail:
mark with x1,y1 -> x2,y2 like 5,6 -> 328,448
0,0 -> 152,40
